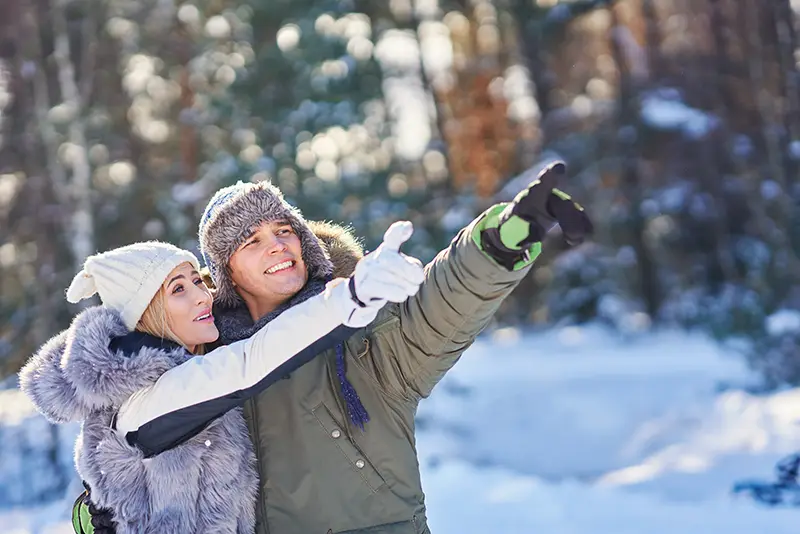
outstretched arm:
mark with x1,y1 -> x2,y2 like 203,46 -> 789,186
363,162 -> 593,398
116,280 -> 363,456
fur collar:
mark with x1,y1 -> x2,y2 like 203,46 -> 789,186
19,306 -> 189,424
307,220 -> 364,279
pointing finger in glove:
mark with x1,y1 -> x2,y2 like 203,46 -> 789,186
546,192 -> 594,246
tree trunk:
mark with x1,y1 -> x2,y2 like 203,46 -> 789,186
640,0 -> 663,83
608,1 -> 660,317
51,0 -> 95,271
770,0 -> 800,185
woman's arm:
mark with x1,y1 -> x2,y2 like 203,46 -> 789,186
116,222 -> 424,457
115,279 -> 362,457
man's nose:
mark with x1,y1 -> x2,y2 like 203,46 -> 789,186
265,235 -> 288,255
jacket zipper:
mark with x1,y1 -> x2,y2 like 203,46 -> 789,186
248,397 -> 271,534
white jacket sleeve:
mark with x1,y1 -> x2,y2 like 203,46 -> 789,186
114,280 -> 362,455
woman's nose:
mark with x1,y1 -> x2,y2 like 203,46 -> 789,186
196,286 -> 211,305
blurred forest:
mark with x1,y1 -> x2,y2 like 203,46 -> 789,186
1,0 -> 799,386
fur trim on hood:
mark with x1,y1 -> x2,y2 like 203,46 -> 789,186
307,220 -> 364,279
19,306 -> 189,424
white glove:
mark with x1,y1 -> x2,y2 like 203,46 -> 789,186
351,221 -> 424,306
326,221 -> 423,328
324,278 -> 378,328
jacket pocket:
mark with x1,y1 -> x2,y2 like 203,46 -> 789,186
312,403 -> 386,492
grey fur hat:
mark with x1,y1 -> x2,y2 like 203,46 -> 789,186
198,180 -> 333,308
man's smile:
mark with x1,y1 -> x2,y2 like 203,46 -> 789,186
265,260 -> 295,274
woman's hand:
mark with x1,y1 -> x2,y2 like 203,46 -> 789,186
330,221 -> 425,328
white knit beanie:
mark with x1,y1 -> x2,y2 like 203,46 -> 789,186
65,241 -> 201,330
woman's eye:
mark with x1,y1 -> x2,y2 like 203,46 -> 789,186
172,285 -> 184,294
193,278 -> 203,286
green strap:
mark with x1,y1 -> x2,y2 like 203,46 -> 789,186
552,187 -> 585,211
471,204 -> 541,271
498,215 -> 533,250
71,492 -> 94,534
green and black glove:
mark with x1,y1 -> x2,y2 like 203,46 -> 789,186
478,161 -> 593,271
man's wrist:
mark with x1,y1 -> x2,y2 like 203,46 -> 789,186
471,204 -> 542,271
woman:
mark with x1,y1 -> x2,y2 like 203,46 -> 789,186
20,234 -> 422,533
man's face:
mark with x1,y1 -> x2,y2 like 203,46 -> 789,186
227,219 -> 308,313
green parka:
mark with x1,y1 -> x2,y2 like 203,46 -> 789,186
241,206 -> 538,534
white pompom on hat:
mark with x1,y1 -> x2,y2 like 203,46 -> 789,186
66,241 -> 201,330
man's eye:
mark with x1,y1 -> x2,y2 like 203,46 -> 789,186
245,238 -> 258,247
277,228 -> 292,236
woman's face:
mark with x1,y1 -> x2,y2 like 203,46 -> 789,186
164,262 -> 218,352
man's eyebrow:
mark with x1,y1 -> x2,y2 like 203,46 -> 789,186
243,220 -> 290,240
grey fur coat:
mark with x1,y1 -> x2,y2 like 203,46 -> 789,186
19,306 -> 257,533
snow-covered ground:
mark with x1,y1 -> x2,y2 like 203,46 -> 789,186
2,325 -> 798,532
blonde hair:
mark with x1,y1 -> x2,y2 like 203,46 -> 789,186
136,287 -> 206,355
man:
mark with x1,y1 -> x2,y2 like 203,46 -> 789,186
86,161 -> 591,533
195,161 -> 591,534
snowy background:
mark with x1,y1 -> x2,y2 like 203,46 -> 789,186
3,0 -> 800,531
2,322 -> 798,533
